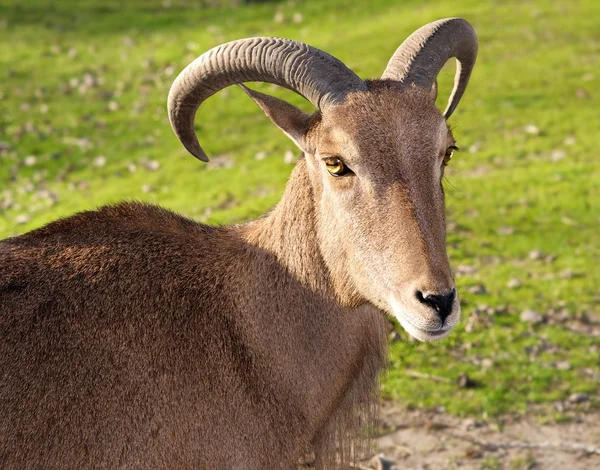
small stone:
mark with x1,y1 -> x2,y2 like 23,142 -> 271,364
553,309 -> 570,323
554,401 -> 565,412
575,312 -> 590,324
206,25 -> 220,36
456,372 -> 477,389
520,309 -> 543,324
273,11 -> 284,23
468,284 -> 487,295
24,155 -> 37,166
93,155 -> 107,167
141,184 -> 154,193
462,418 -> 481,431
254,151 -> 268,161
15,214 -> 31,224
368,453 -> 398,470
145,160 -> 160,171
464,318 -> 475,333
21,182 -> 34,193
108,101 -> 119,111
164,65 -> 175,77
497,226 -> 515,235
524,124 -> 540,135
283,150 -> 295,164
207,154 -> 234,170
389,331 -> 402,343
456,264 -> 478,276
292,12 -> 304,23
550,149 -> 566,162
559,269 -> 575,279
529,249 -> 545,260
481,358 -> 494,369
563,136 -> 576,146
556,361 -> 571,371
568,393 -> 589,404
506,278 -> 522,288
464,447 -> 484,459
83,73 -> 97,87
253,186 -> 272,198
468,141 -> 482,153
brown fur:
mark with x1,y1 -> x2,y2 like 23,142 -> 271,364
0,82 -> 459,468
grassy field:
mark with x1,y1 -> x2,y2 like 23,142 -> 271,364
1,0 -> 598,420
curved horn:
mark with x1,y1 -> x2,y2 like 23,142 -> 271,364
168,37 -> 367,161
381,18 -> 478,119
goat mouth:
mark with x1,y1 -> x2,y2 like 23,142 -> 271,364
388,297 -> 456,342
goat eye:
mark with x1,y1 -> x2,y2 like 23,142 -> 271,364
324,157 -> 352,177
443,145 -> 458,166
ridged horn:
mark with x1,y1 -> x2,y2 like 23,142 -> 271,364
381,18 -> 478,119
168,37 -> 367,161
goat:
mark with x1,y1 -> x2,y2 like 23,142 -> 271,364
0,18 -> 477,469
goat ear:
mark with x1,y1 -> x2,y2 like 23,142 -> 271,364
238,85 -> 313,153
429,79 -> 438,102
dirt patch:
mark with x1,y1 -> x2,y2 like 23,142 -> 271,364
359,402 -> 600,469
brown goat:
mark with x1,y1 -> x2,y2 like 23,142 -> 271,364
0,19 -> 477,469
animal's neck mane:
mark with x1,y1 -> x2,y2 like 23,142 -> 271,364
240,157 -> 389,468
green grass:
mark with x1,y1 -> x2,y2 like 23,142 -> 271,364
1,0 -> 599,419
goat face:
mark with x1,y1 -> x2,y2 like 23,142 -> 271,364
310,85 -> 459,341
245,84 -> 459,341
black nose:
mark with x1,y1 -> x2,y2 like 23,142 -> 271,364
415,288 -> 456,323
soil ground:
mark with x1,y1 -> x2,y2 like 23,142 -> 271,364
361,403 -> 600,470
